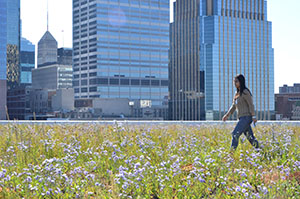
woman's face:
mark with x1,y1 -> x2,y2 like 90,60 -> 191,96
234,78 -> 240,89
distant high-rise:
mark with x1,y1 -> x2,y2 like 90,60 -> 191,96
279,84 -> 300,94
37,31 -> 58,67
0,0 -> 7,120
6,0 -> 21,89
57,47 -> 72,65
7,0 -> 20,46
34,31 -> 73,92
170,0 -> 274,120
72,0 -> 170,119
169,0 -> 205,120
32,64 -> 73,90
20,37 -> 35,85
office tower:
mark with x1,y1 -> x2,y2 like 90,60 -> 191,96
20,37 -> 35,85
37,31 -> 58,67
6,0 -> 21,89
169,0 -> 205,120
7,0 -> 20,46
58,47 -> 73,65
32,64 -> 73,90
34,31 -> 73,90
0,0 -> 7,120
7,85 -> 32,120
279,84 -> 300,94
72,0 -> 169,119
6,34 -> 34,119
170,0 -> 274,120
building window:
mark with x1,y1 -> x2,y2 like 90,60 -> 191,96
141,80 -> 150,86
151,80 -> 160,86
81,80 -> 87,86
89,72 -> 97,77
73,80 -> 79,86
81,88 -> 88,93
110,79 -> 119,85
121,79 -> 130,85
131,79 -> 140,85
99,78 -> 108,85
89,87 -> 97,92
161,80 -> 168,86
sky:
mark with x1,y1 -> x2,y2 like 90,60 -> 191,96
21,0 -> 300,93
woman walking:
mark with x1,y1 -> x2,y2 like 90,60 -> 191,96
222,74 -> 259,150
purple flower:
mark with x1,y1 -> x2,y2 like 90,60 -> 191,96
134,162 -> 141,169
26,176 -> 32,183
199,177 -> 205,183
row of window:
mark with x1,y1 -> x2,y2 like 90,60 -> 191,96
74,49 -> 168,58
74,25 -> 168,35
73,12 -> 94,21
73,13 -> 97,24
75,89 -> 167,97
74,0 -> 168,9
74,73 -> 165,79
96,12 -> 168,21
73,64 -> 168,72
73,0 -> 96,8
95,0 -> 169,8
74,57 -> 168,64
73,66 -> 167,73
221,9 -> 265,21
73,20 -> 97,31
73,38 -> 97,47
73,78 -> 168,87
73,43 -> 168,52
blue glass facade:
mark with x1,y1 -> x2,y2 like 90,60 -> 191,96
20,37 -> 35,84
0,0 -> 7,80
0,0 -> 7,119
170,0 -> 274,120
6,0 -> 21,89
73,0 -> 169,117
169,0 -> 206,120
200,0 -> 274,120
7,0 -> 20,46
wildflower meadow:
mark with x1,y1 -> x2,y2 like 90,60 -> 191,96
0,123 -> 299,198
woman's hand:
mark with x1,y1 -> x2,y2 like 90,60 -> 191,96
252,118 -> 258,125
222,114 -> 229,122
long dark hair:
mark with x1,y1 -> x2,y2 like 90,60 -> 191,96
235,74 -> 252,98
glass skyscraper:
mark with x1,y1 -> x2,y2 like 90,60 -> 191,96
73,0 -> 169,119
170,0 -> 274,120
37,31 -> 58,67
20,37 -> 35,85
7,0 -> 20,46
0,0 -> 7,119
6,0 -> 21,89
169,0 -> 206,121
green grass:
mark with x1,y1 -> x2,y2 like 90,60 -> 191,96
0,123 -> 299,198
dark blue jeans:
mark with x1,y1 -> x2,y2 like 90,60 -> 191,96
231,116 -> 259,150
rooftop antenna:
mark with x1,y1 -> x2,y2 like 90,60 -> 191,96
62,30 -> 64,47
47,0 -> 49,31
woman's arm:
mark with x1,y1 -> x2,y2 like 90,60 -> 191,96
244,90 -> 256,117
225,92 -> 237,117
226,102 -> 236,117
